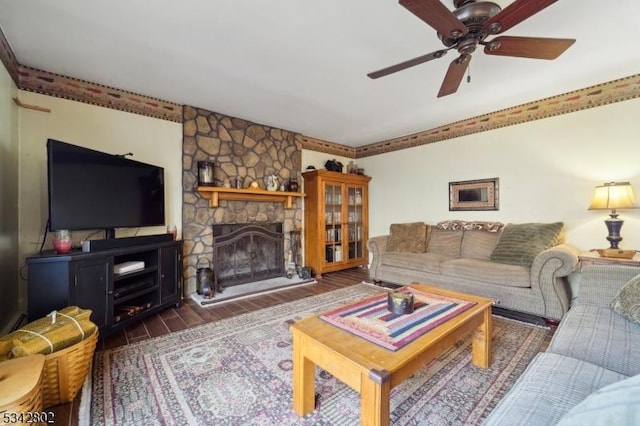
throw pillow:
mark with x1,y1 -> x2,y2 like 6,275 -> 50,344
387,222 -> 428,253
611,274 -> 640,325
556,374 -> 640,426
490,222 -> 563,267
437,220 -> 504,232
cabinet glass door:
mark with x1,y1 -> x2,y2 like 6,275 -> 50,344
324,183 -> 343,264
346,185 -> 364,260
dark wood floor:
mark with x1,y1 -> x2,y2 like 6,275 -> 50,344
49,267 -> 554,425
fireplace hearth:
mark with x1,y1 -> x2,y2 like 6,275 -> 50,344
212,223 -> 285,288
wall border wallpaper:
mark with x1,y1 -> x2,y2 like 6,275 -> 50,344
0,26 -> 19,83
355,74 -> 640,158
16,65 -> 183,122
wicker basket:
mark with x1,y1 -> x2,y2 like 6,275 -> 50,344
0,354 -> 45,415
41,330 -> 98,408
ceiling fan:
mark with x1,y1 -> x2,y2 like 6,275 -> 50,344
367,0 -> 575,97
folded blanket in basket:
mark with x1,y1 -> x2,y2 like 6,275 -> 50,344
0,306 -> 97,361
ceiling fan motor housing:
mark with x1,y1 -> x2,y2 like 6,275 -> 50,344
438,1 -> 502,47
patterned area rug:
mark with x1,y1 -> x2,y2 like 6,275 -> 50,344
87,284 -> 550,425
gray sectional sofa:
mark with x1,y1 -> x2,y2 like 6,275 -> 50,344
367,221 -> 580,321
484,264 -> 640,425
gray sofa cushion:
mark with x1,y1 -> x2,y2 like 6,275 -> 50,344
610,273 -> 640,325
548,305 -> 640,376
483,352 -> 627,426
380,252 -> 452,274
440,258 -> 530,288
427,229 -> 463,257
460,230 -> 500,260
556,373 -> 640,426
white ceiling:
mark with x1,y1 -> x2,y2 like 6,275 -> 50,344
2,0 -> 640,147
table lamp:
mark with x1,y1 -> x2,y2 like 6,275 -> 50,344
588,181 -> 638,257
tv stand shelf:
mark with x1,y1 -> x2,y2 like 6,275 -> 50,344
26,239 -> 183,338
113,266 -> 158,282
114,302 -> 154,324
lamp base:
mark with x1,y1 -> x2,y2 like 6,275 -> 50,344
597,249 -> 636,259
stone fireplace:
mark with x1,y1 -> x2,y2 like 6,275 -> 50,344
181,105 -> 302,295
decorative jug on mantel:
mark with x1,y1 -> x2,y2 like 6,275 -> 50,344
266,175 -> 279,191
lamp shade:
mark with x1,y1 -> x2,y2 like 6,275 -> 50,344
588,182 -> 638,210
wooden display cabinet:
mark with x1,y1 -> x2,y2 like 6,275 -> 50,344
303,170 -> 371,276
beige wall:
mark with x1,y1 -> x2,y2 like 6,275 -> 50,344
17,91 -> 182,308
0,62 -> 20,333
360,97 -> 640,253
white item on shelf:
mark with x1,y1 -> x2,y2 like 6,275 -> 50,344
114,261 -> 145,275
335,245 -> 342,262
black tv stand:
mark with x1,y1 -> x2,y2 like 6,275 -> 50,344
26,239 -> 182,337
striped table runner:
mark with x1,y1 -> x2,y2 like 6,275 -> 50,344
320,286 -> 476,351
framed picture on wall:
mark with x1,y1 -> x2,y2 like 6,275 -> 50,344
449,178 -> 499,211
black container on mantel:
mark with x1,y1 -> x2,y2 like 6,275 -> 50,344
288,178 -> 299,192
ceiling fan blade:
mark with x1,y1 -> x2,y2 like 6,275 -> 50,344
484,36 -> 575,59
400,0 -> 468,40
367,49 -> 449,79
482,0 -> 557,35
438,54 -> 470,98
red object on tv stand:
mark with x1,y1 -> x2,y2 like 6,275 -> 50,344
54,230 -> 72,254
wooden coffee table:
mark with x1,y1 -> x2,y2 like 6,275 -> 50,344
290,283 -> 493,426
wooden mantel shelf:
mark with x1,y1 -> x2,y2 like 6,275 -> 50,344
197,186 -> 305,208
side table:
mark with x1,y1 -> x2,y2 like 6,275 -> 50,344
578,251 -> 640,268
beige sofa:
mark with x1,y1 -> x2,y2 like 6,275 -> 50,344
367,221 -> 580,321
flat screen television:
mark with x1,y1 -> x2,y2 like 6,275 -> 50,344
47,139 -> 165,238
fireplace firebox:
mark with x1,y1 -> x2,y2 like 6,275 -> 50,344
212,223 -> 285,287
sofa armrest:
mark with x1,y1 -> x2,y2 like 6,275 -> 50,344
532,243 -> 580,278
576,264 -> 640,307
530,243 -> 580,320
367,235 -> 388,279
